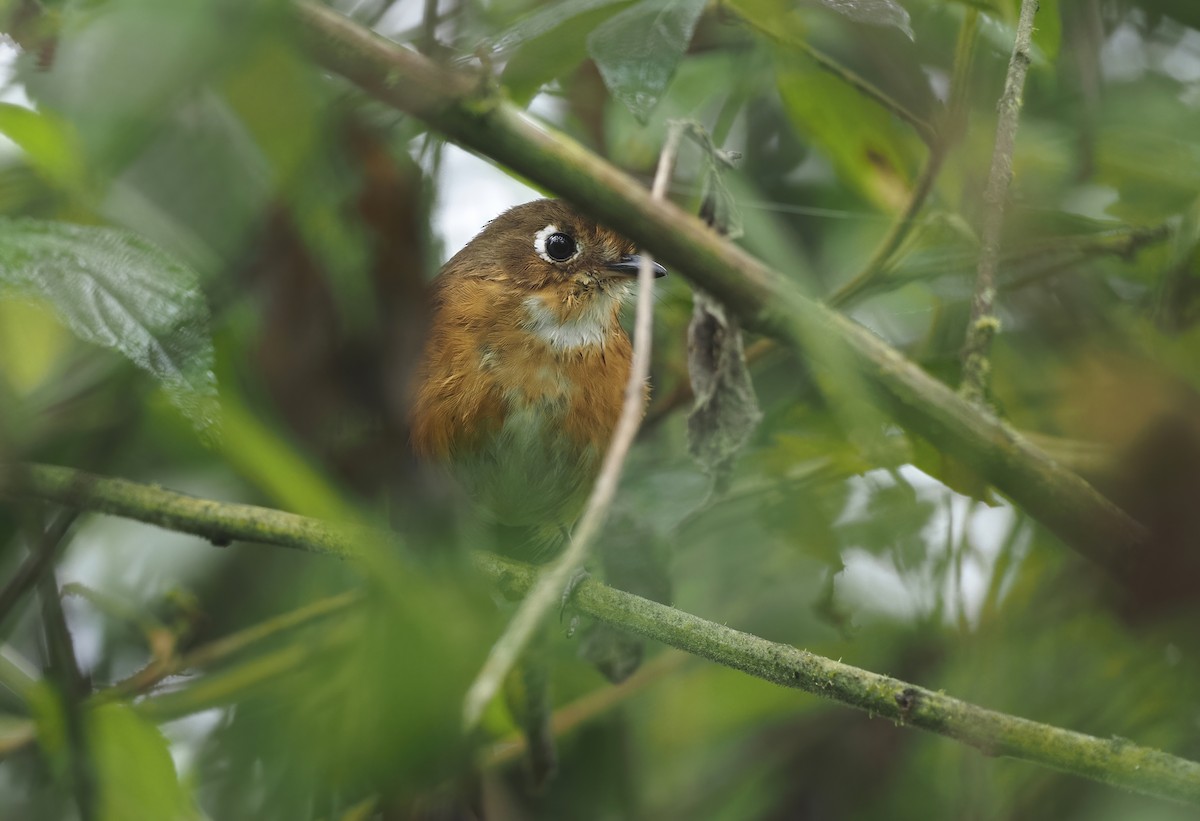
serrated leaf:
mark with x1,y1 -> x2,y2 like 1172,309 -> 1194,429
587,0 -> 708,123
0,218 -> 218,436
816,0 -> 913,39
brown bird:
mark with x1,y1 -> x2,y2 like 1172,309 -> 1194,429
409,199 -> 664,786
410,198 -> 665,558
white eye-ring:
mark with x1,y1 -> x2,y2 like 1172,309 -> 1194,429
534,224 -> 580,263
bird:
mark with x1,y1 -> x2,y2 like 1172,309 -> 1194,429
409,198 -> 665,560
408,199 -> 664,787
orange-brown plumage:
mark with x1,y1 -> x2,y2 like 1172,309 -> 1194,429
410,200 -> 662,551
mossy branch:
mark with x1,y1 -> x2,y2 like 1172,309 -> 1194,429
2,462 -> 1198,805
960,0 -> 1039,405
292,1 -> 1145,576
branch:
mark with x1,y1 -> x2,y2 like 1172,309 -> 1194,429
98,590 -> 361,702
460,123 -> 680,730
2,463 -> 1197,806
292,1 -> 1146,575
0,510 -> 76,625
472,552 -> 1200,807
0,463 -> 359,559
959,0 -> 1039,405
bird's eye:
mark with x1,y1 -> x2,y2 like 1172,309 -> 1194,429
543,232 -> 576,262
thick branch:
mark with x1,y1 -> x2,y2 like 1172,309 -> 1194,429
292,1 -> 1145,575
2,463 -> 1197,805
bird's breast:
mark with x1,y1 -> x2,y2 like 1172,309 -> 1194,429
411,283 -> 636,529
454,335 -> 629,528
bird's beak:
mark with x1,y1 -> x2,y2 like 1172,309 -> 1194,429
605,254 -> 667,278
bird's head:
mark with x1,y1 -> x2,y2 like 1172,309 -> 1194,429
444,199 -> 665,346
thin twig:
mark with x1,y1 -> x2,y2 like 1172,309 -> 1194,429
39,565 -> 96,820
460,122 -> 684,731
418,0 -> 439,55
0,510 -> 76,627
960,0 -> 1039,405
97,590 -> 362,701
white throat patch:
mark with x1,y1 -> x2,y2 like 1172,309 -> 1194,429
522,287 -> 628,350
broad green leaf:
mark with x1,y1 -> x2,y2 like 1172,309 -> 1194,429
89,703 -> 195,821
1031,0 -> 1060,61
816,0 -> 913,39
493,0 -> 630,54
1096,96 -> 1200,223
501,1 -> 634,105
774,51 -> 920,209
0,103 -> 87,191
0,297 -> 72,394
586,0 -> 708,123
0,219 -> 218,435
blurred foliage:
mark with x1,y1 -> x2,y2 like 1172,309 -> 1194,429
0,0 -> 1199,819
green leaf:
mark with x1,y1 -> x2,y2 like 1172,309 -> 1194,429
500,1 -> 634,105
586,0 -> 708,123
773,50 -> 920,208
1031,0 -> 1061,61
493,0 -> 630,54
0,219 -> 218,436
817,0 -> 913,39
89,703 -> 195,821
0,103 -> 87,191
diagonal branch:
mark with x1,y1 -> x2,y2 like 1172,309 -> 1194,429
1,463 -> 1198,806
292,1 -> 1146,576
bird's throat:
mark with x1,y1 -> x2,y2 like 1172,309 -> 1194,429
521,285 -> 628,351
